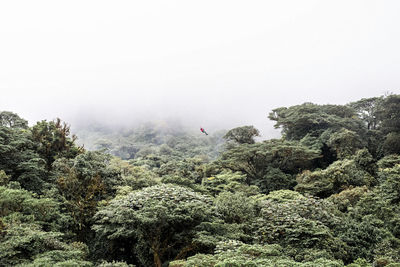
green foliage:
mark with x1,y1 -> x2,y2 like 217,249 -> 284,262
202,171 -> 259,196
328,186 -> 369,212
31,118 -> 82,169
378,163 -> 400,204
377,155 -> 400,169
252,191 -> 346,261
109,157 -> 159,191
53,151 -> 122,241
223,125 -> 260,145
346,258 -> 370,267
349,97 -> 383,131
378,95 -> 400,134
20,242 -> 92,267
2,96 -> 400,266
325,128 -> 363,159
76,121 -> 226,161
383,132 -> 400,155
0,186 -> 68,232
157,156 -> 206,183
0,186 -> 83,266
338,215 -> 394,262
0,111 -> 28,129
0,125 -> 48,192
296,157 -> 375,198
268,103 -> 364,141
0,170 -> 9,186
218,139 -> 320,193
170,241 -> 344,267
264,189 -> 306,203
97,261 -> 135,267
93,184 -> 215,267
215,192 -> 257,224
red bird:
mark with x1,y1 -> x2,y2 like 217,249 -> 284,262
200,127 -> 208,135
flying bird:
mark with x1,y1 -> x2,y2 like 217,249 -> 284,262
200,127 -> 208,135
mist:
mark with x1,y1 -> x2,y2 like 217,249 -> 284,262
1,0 -> 399,139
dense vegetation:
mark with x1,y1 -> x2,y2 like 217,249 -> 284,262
1,94 -> 400,267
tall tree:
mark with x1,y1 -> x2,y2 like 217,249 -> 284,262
0,111 -> 28,129
268,103 -> 365,140
218,139 -> 320,194
93,184 -> 216,267
54,151 -> 121,242
349,97 -> 383,130
378,94 -> 400,134
30,118 -> 82,170
223,125 -> 260,145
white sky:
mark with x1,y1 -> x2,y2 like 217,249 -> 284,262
1,1 -> 399,137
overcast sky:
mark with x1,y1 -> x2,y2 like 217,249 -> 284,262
1,1 -> 399,137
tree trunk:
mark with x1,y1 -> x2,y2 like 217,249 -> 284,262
153,250 -> 162,267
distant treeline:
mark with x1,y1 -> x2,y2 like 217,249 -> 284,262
0,94 -> 400,267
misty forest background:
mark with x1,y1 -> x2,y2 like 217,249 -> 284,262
1,94 -> 400,267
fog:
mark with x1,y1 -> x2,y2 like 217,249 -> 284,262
1,1 -> 399,138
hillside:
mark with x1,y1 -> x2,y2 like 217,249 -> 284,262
1,94 -> 400,267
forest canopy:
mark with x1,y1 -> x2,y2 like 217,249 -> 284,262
1,94 -> 400,267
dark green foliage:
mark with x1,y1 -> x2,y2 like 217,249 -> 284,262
31,118 -> 82,169
383,132 -> 400,155
378,95 -> 400,134
53,151 -> 122,242
0,125 -> 48,192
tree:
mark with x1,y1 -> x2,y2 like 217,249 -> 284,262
215,191 -> 257,225
251,191 -> 347,262
223,125 -> 260,145
93,184 -> 216,267
218,139 -> 320,193
201,171 -> 259,196
0,185 -> 89,266
170,241 -> 344,267
382,132 -> 400,155
377,95 -> 400,134
0,111 -> 28,129
268,103 -> 364,141
53,151 -> 122,242
30,118 -> 82,170
324,128 -> 363,159
109,157 -> 159,191
349,97 -> 383,130
295,158 -> 375,198
0,124 -> 47,193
